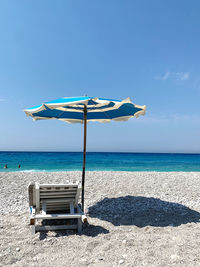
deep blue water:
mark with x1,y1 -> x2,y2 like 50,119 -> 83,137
0,152 -> 200,172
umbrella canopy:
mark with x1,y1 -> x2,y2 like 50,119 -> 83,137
24,96 -> 146,123
24,96 -> 146,210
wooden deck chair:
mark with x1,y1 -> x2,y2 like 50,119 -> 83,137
28,181 -> 87,234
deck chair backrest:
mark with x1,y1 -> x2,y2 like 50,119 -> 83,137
29,182 -> 81,213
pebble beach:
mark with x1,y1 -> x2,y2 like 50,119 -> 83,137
1,171 -> 200,266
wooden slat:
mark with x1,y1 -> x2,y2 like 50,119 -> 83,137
40,196 -> 75,199
40,190 -> 77,194
40,188 -> 77,191
42,205 -> 70,211
40,187 -> 77,190
35,214 -> 82,219
41,202 -> 70,206
35,225 -> 77,231
40,195 -> 75,200
41,207 -> 70,210
40,198 -> 75,203
44,204 -> 70,208
42,204 -> 70,208
45,207 -> 69,210
40,184 -> 78,188
46,206 -> 69,208
40,192 -> 76,196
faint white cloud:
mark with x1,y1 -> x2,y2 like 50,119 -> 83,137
175,72 -> 190,81
155,71 -> 190,81
162,72 -> 170,80
0,99 -> 6,101
155,72 -> 170,80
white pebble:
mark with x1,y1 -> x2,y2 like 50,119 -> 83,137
171,254 -> 179,260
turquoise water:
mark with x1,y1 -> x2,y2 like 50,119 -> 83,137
0,152 -> 200,172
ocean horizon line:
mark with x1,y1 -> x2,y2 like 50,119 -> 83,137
0,151 -> 200,155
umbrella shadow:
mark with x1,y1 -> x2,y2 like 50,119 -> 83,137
88,196 -> 200,227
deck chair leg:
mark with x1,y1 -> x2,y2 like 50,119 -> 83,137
30,218 -> 35,225
31,222 -> 36,235
77,218 -> 82,234
30,207 -> 36,234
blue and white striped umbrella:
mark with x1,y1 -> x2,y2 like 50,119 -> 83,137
24,96 -> 146,123
24,96 -> 146,210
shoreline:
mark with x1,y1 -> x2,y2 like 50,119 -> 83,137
1,169 -> 200,173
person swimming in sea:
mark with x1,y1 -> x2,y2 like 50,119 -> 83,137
4,164 -> 8,169
18,164 -> 21,168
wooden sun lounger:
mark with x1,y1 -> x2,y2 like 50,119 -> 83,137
28,181 -> 87,234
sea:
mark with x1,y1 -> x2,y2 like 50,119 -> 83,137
0,151 -> 200,172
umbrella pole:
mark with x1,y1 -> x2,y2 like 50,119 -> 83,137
82,105 -> 87,212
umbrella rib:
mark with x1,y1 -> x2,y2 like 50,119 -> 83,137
53,108 -> 83,121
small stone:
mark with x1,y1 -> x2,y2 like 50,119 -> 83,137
171,254 -> 179,261
126,239 -> 134,247
119,259 -> 125,264
80,259 -> 87,264
10,257 -> 17,264
16,247 -> 20,252
122,240 -> 127,244
86,241 -> 99,252
122,254 -> 127,258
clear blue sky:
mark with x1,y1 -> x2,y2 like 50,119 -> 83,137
0,1 -> 200,153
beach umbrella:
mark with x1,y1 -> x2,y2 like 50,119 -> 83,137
24,96 -> 146,210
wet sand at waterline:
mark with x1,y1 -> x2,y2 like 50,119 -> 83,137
1,171 -> 200,266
